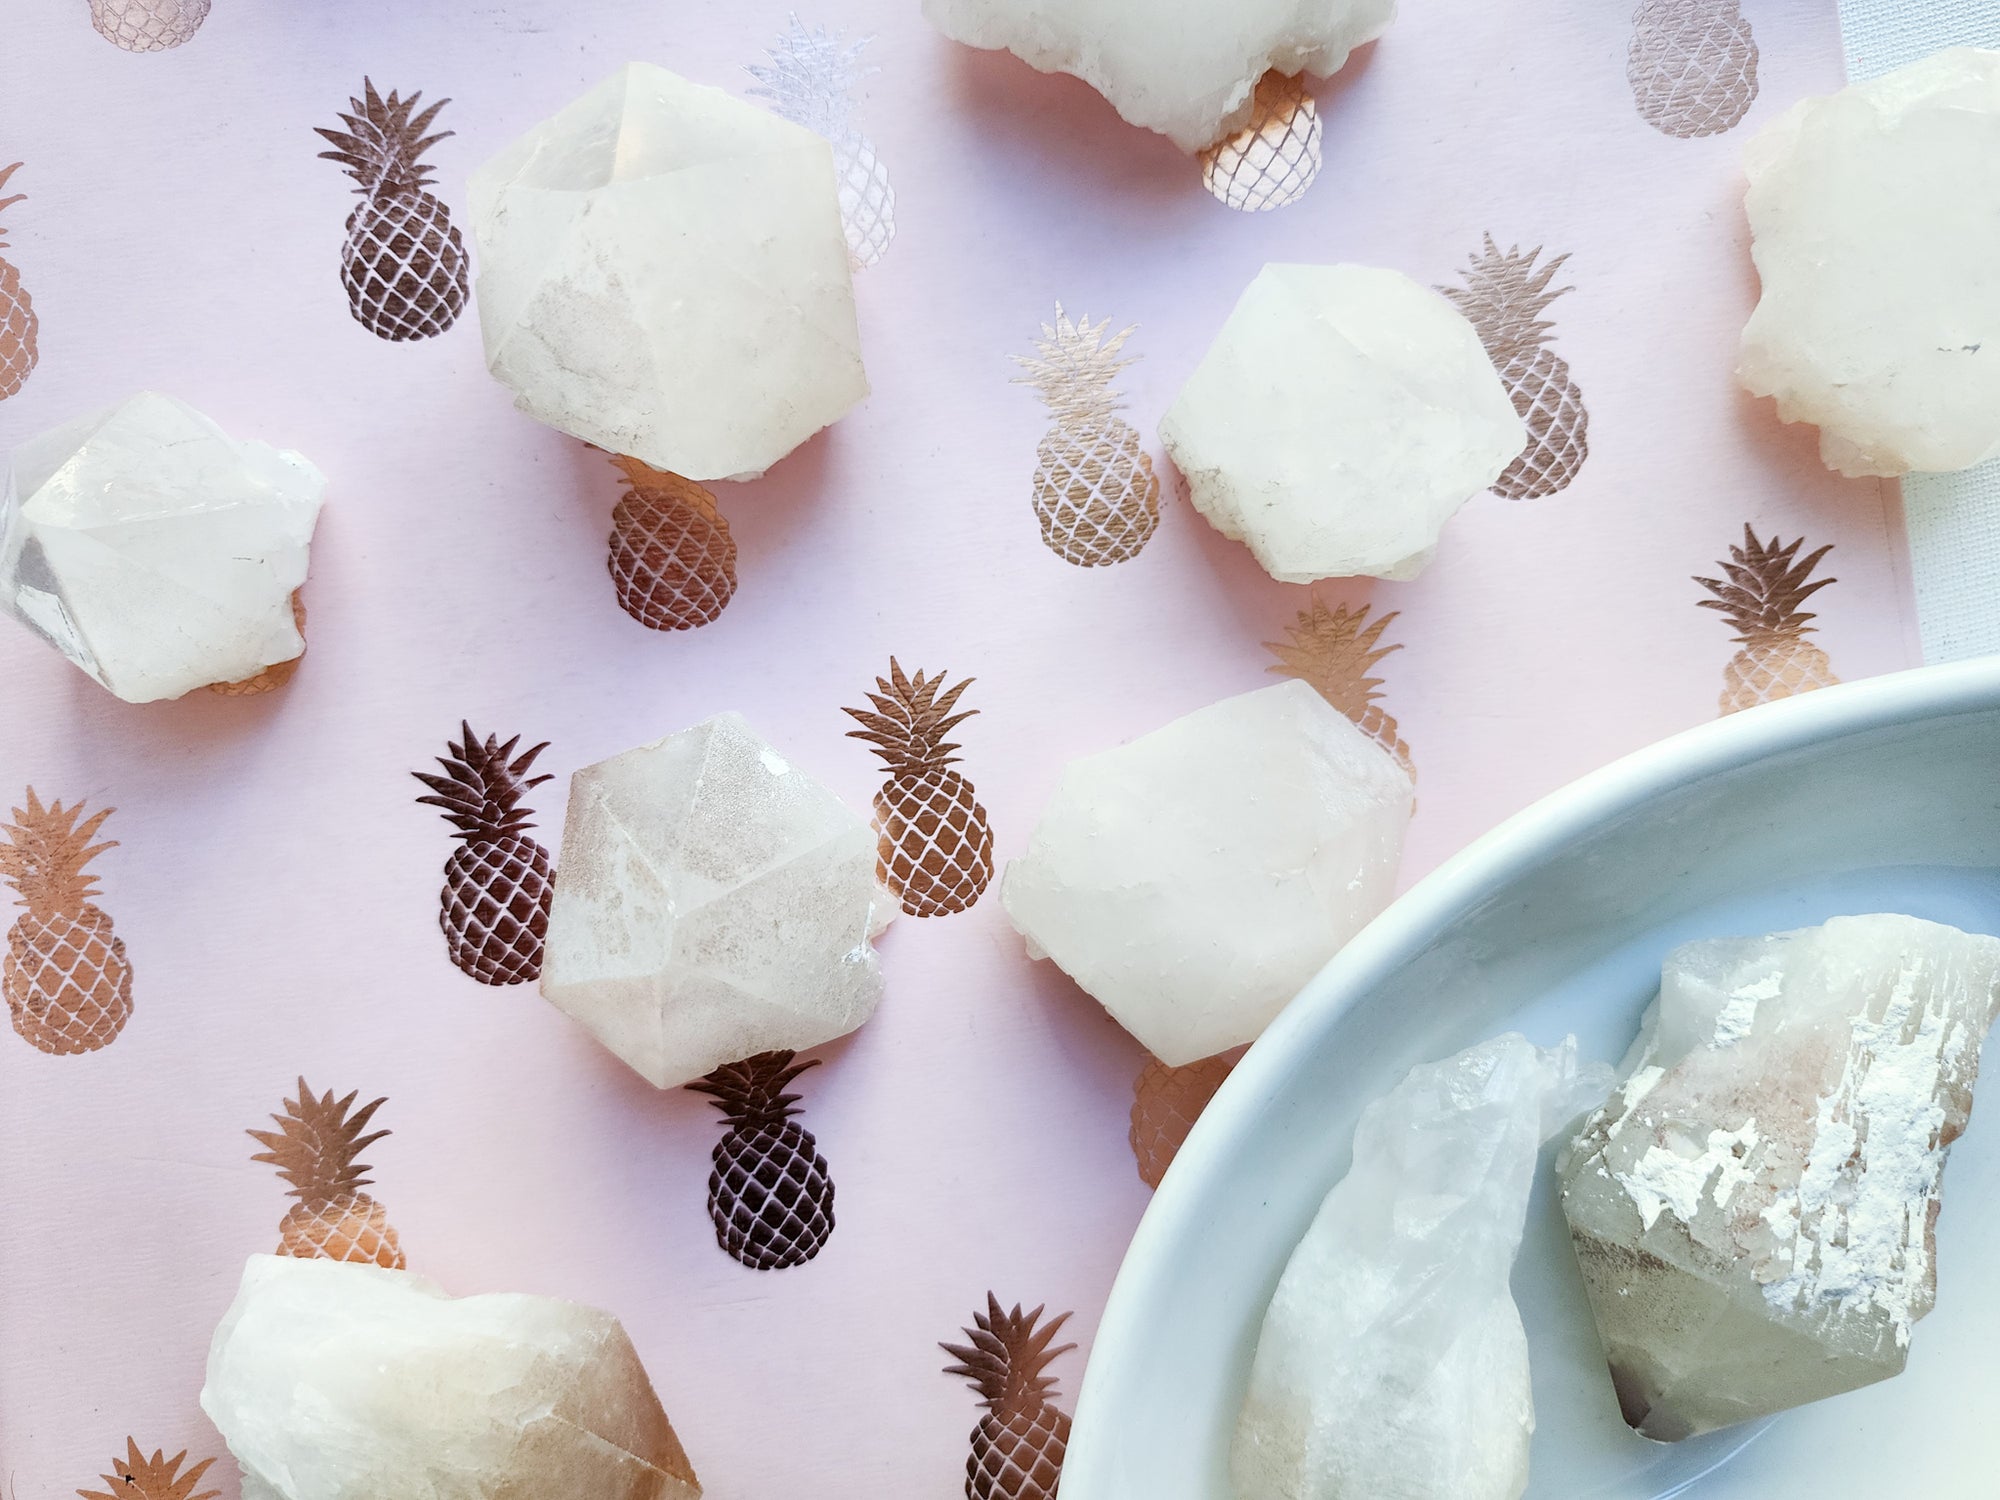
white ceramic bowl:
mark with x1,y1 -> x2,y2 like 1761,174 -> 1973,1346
1066,660 -> 2000,1500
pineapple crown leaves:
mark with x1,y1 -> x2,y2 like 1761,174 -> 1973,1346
413,722 -> 553,843
941,1295 -> 1077,1418
77,1440 -> 219,1500
1439,234 -> 1574,357
843,658 -> 977,778
248,1078 -> 391,1206
316,78 -> 452,199
1694,524 -> 1836,645
0,788 -> 115,917
0,161 -> 23,252
686,1049 -> 819,1128
746,14 -> 873,137
1264,598 -> 1403,716
1013,303 -> 1141,423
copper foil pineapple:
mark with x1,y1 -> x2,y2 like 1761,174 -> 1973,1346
1199,72 -> 1322,212
316,80 -> 469,341
88,0 -> 208,51
1264,598 -> 1415,781
208,592 -> 307,696
1,790 -> 131,1056
249,1079 -> 406,1269
1130,1051 -> 1236,1189
688,1051 -> 836,1271
413,723 -> 555,985
1696,525 -> 1840,716
1628,0 -> 1759,139
607,454 -> 738,631
942,1296 -> 1076,1500
79,1440 -> 219,1500
0,163 -> 39,400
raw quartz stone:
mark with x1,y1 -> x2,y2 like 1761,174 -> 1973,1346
922,0 -> 1394,152
1738,49 -> 2000,477
468,62 -> 867,482
201,1256 -> 699,1500
1000,680 -> 1411,1066
1234,1035 -> 1612,1500
1160,265 -> 1526,583
540,712 -> 889,1089
0,392 -> 322,703
1561,914 -> 2000,1442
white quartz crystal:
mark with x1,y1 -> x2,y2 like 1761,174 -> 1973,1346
1,392 -> 323,703
923,0 -> 1394,151
201,1256 -> 700,1500
1235,1034 -> 1611,1500
541,712 -> 889,1088
1738,49 -> 2000,478
1160,265 -> 1525,584
1562,914 -> 2000,1441
1001,680 -> 1410,1065
469,62 -> 868,481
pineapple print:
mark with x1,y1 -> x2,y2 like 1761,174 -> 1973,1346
843,659 -> 994,918
78,1440 -> 219,1500
1264,598 -> 1415,781
0,790 -> 132,1055
249,1079 -> 406,1269
1629,0 -> 1759,139
942,1296 -> 1076,1500
1130,1051 -> 1237,1190
413,723 -> 555,985
606,454 -> 738,631
1015,304 -> 1161,567
208,592 -> 307,696
747,15 -> 896,270
1696,524 -> 1840,716
87,0 -> 208,51
315,80 -> 469,342
0,163 -> 39,401
1441,236 -> 1590,501
687,1051 -> 836,1271
1199,72 -> 1322,212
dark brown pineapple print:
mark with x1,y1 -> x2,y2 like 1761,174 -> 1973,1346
1264,598 -> 1415,781
942,1296 -> 1076,1500
1,790 -> 132,1055
1696,525 -> 1840,716
844,659 -> 995,917
1130,1051 -> 1236,1190
78,1440 -> 219,1500
316,80 -> 469,341
607,454 -> 739,630
687,1051 -> 836,1270
249,1078 -> 406,1269
412,723 -> 555,985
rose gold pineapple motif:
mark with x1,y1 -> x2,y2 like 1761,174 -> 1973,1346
844,659 -> 995,917
1130,1051 -> 1236,1189
208,592 -> 307,696
412,724 -> 555,985
1696,524 -> 1840,716
316,80 -> 469,341
78,1440 -> 219,1500
1,790 -> 132,1056
606,454 -> 738,631
1265,598 -> 1415,781
942,1296 -> 1076,1500
688,1051 -> 836,1270
88,0 -> 208,52
1629,0 -> 1759,139
250,1079 -> 406,1269
0,163 -> 39,400
1016,304 -> 1161,567
1199,72 -> 1322,212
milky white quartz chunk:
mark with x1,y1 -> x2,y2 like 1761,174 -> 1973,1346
201,1256 -> 699,1500
923,0 -> 1394,151
1235,1034 -> 1611,1500
469,62 -> 867,481
0,392 -> 323,703
1160,265 -> 1525,583
1001,680 -> 1410,1065
1561,914 -> 2000,1441
1738,49 -> 2000,477
541,712 -> 888,1088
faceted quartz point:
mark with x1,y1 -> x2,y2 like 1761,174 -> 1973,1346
541,712 -> 889,1089
1,392 -> 323,702
1738,49 -> 2000,477
201,1256 -> 700,1500
1001,681 -> 1411,1065
922,0 -> 1394,152
1160,265 -> 1526,583
1561,914 -> 2000,1441
1234,1035 -> 1612,1500
469,62 -> 868,481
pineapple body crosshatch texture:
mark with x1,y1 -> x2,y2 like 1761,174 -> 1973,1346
0,0 -> 1923,1496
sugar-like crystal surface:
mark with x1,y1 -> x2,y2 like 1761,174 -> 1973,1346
1,391 -> 323,703
1738,49 -> 2000,478
541,712 -> 889,1088
1561,914 -> 2000,1441
1160,265 -> 1525,583
1234,1034 -> 1611,1500
469,62 -> 868,481
201,1256 -> 701,1500
922,0 -> 1394,151
1000,680 -> 1411,1065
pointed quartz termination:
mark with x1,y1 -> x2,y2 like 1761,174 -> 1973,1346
201,1256 -> 701,1499
1234,1035 -> 1613,1500
1561,914 -> 2000,1441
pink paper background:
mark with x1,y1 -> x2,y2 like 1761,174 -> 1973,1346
1,1 -> 1912,1495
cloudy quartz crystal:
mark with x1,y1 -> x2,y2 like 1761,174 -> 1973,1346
469,62 -> 868,481
1,392 -> 323,702
1161,265 -> 1525,583
1561,915 -> 2000,1441
1001,681 -> 1411,1065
